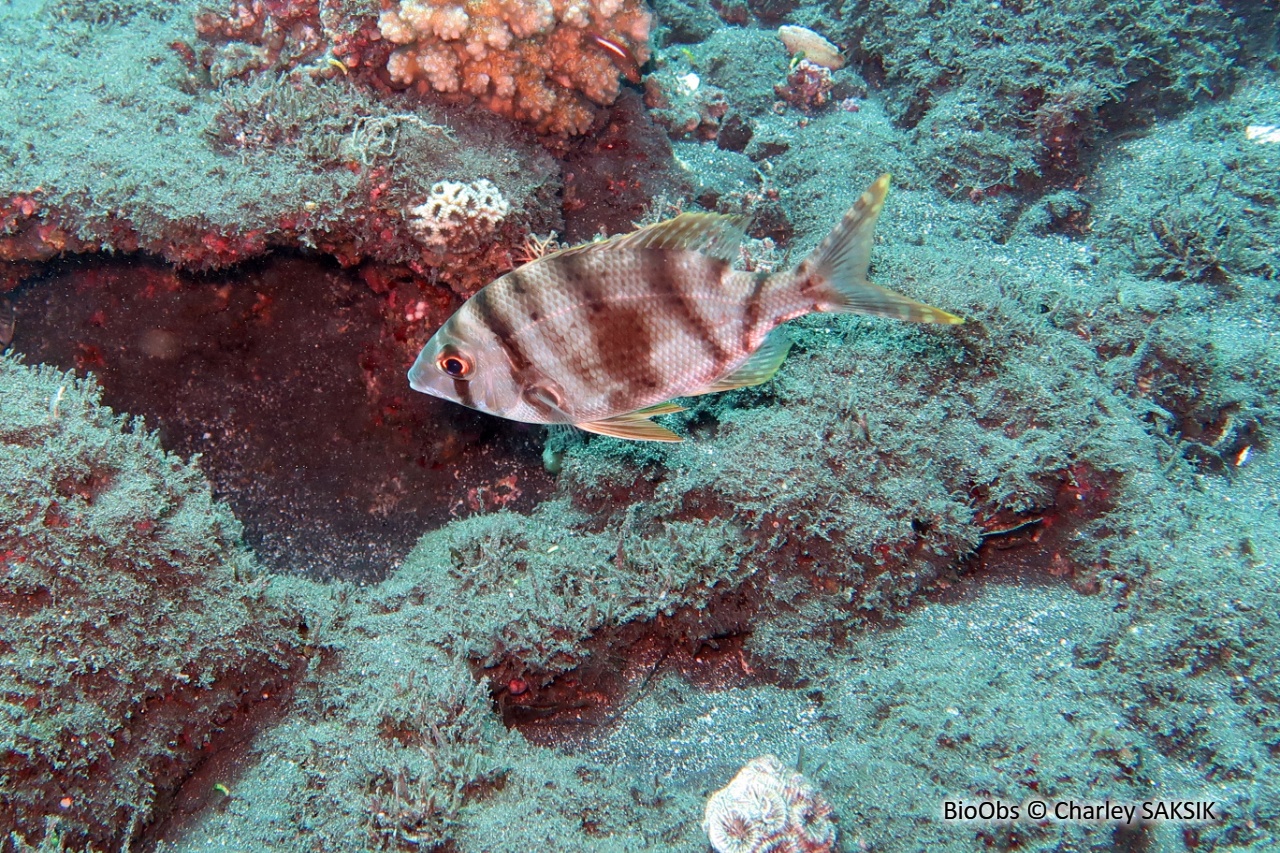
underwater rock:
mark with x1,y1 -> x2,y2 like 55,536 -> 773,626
0,356 -> 305,850
0,2 -> 560,288
645,65 -> 731,141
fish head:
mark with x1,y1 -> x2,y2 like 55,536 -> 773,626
407,313 -> 526,420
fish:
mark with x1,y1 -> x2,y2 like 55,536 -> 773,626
407,174 -> 962,442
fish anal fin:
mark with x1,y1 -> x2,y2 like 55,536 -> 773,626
576,402 -> 686,442
691,329 -> 793,395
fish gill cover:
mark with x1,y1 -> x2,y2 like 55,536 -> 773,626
1,0 -> 1279,851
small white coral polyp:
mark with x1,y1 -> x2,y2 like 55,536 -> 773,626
703,755 -> 837,853
378,0 -> 651,135
407,179 -> 510,252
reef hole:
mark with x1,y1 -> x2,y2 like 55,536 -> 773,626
8,254 -> 553,582
488,614 -> 764,747
954,462 -> 1120,598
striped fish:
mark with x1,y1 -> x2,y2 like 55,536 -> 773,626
408,174 -> 962,442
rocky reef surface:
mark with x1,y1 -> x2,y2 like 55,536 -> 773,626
2,0 -> 1278,850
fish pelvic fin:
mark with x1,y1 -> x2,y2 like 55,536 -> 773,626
794,174 -> 964,325
577,402 -> 686,442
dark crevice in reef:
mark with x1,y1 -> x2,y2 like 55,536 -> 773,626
483,463 -> 1121,745
487,597 -> 764,747
7,253 -> 555,582
951,462 -> 1120,598
135,651 -> 309,852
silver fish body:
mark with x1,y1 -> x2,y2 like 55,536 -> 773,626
408,175 -> 962,441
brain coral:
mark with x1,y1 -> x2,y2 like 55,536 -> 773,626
379,0 -> 651,135
703,755 -> 837,853
407,178 -> 510,252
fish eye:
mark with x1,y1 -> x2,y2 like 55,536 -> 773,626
437,348 -> 474,379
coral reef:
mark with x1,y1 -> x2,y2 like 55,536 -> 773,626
0,356 -> 304,850
850,0 -> 1266,193
379,0 -> 653,135
3,0 -> 1280,850
193,0 -> 341,84
193,0 -> 655,137
0,1 -> 559,290
703,755 -> 836,853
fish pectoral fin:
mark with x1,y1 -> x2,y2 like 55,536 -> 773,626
523,382 -> 570,419
576,403 -> 686,442
690,329 -> 793,395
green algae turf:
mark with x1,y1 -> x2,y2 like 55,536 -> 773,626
4,1 -> 1280,850
0,0 -> 557,269
161,457 -> 1280,852
0,356 -> 303,850
850,0 -> 1271,193
652,0 -> 1274,194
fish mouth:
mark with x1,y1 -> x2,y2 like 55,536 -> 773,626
407,352 -> 459,402
406,351 -> 436,395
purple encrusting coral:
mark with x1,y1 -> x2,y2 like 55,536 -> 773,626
1,0 -> 1279,849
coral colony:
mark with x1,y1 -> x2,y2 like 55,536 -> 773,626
406,179 -> 512,253
703,756 -> 837,853
379,0 -> 652,135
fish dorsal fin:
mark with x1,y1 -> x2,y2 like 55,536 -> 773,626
611,213 -> 748,260
544,213 -> 748,264
690,329 -> 793,396
576,402 -> 686,442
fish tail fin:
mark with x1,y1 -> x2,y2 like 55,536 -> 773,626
793,174 -> 964,325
